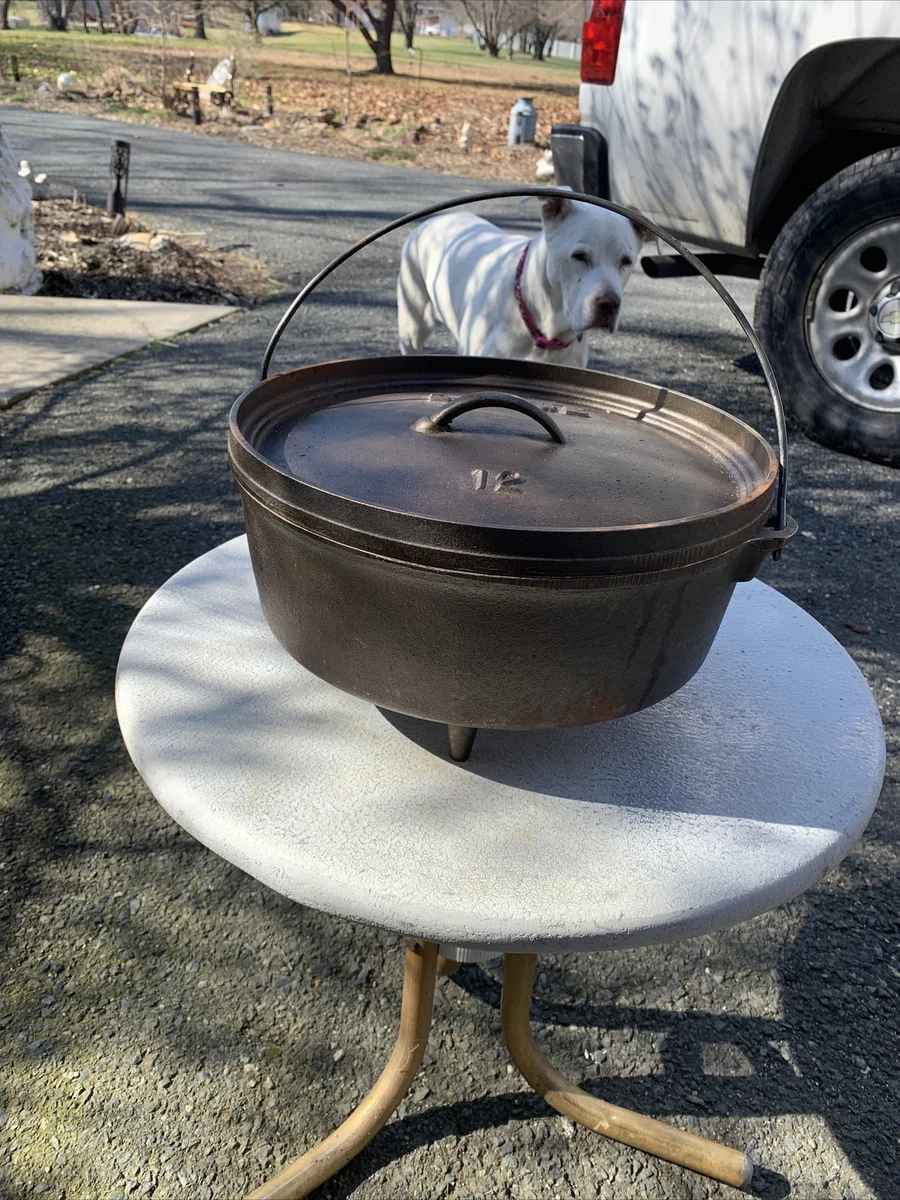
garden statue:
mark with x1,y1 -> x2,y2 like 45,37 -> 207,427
0,126 -> 41,294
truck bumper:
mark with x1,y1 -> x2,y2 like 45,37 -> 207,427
550,124 -> 609,198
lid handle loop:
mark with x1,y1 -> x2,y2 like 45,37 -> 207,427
414,391 -> 566,444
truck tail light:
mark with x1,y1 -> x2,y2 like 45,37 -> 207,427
581,0 -> 626,85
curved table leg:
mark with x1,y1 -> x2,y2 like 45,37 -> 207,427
501,954 -> 753,1191
245,939 -> 439,1200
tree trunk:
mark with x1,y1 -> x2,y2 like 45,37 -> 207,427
194,1 -> 206,38
253,3 -> 263,42
373,0 -> 396,74
397,0 -> 415,50
374,42 -> 394,73
45,0 -> 75,29
332,0 -> 395,74
0,0 -> 12,31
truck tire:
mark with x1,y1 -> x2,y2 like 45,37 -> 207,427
755,148 -> 900,465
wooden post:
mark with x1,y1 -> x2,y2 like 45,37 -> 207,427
106,139 -> 130,219
191,85 -> 201,126
11,54 -> 20,82
266,82 -> 273,118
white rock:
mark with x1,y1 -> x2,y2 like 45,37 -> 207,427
119,231 -> 170,254
18,160 -> 49,201
56,72 -> 77,93
37,82 -> 52,94
458,122 -> 471,152
535,149 -> 555,180
0,128 -> 42,294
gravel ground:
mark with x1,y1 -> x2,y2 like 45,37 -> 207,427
1,117 -> 898,1200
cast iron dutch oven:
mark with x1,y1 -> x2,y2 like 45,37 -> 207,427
229,188 -> 796,761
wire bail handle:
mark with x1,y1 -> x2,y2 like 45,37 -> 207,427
260,186 -> 789,538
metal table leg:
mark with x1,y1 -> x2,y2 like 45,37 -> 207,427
245,939 -> 439,1200
501,953 -> 753,1190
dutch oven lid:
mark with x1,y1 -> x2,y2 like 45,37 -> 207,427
230,356 -> 779,576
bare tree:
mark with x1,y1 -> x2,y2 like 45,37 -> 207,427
396,0 -> 418,51
331,1 -> 396,75
76,0 -> 106,33
193,0 -> 206,38
241,0 -> 282,40
461,0 -> 516,58
506,0 -> 581,61
526,11 -> 561,61
1,0 -> 12,30
108,0 -> 141,35
214,0 -> 282,40
37,0 -> 78,30
144,0 -> 176,98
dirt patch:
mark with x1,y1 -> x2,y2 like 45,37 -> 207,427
33,197 -> 274,305
231,72 -> 576,180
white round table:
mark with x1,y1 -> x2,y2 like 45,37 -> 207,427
115,536 -> 885,1199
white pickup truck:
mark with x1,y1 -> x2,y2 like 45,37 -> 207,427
552,0 -> 900,463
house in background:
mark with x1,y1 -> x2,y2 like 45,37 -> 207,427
416,3 -> 469,39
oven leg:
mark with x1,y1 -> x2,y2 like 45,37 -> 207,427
447,725 -> 477,762
500,954 -> 753,1190
245,938 -> 439,1200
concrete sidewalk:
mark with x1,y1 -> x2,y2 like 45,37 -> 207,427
0,294 -> 236,407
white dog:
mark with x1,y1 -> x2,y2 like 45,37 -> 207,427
397,195 -> 643,367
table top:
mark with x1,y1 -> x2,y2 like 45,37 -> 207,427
116,536 -> 884,954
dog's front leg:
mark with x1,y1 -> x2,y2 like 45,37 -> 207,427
397,244 -> 436,355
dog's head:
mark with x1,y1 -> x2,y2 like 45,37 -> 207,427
540,196 -> 645,334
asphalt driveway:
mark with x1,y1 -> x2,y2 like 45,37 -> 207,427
1,108 -> 503,284
0,110 -> 897,1200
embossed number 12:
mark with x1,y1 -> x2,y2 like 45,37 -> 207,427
472,470 -> 526,491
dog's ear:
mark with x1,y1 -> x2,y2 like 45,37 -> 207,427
629,212 -> 654,243
541,195 -> 574,223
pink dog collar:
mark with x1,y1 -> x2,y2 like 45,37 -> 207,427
514,240 -> 574,351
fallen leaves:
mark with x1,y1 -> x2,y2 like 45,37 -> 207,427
14,57 -> 578,184
33,198 -> 272,305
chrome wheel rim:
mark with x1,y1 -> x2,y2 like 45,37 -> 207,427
807,217 -> 900,414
